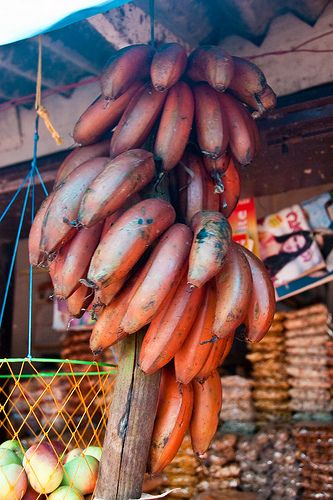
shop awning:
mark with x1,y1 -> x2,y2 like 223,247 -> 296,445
0,0 -> 130,46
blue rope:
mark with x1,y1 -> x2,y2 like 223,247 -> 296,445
27,115 -> 40,359
27,170 -> 35,360
35,165 -> 49,197
0,171 -> 30,223
0,176 -> 31,329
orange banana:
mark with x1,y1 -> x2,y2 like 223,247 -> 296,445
148,366 -> 193,474
52,222 -> 103,299
177,152 -> 205,225
54,140 -> 109,187
150,43 -> 187,92
110,83 -> 167,158
40,157 -> 109,255
228,56 -> 266,105
101,44 -> 154,100
175,283 -> 216,384
78,149 -> 155,227
154,81 -> 194,172
89,270 -> 144,353
196,332 -> 234,381
67,284 -> 93,319
212,243 -> 252,338
219,93 -> 255,165
73,82 -> 142,146
87,199 -> 175,288
139,274 -> 204,375
29,194 -> 54,267
193,84 -> 228,160
219,158 -> 240,218
49,245 -> 68,288
120,224 -> 193,334
241,245 -> 276,343
93,276 -> 126,309
187,46 -> 234,92
188,211 -> 232,288
190,370 -> 222,456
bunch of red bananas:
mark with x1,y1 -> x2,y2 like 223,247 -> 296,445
29,42 -> 276,472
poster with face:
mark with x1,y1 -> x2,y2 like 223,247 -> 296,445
258,204 -> 324,287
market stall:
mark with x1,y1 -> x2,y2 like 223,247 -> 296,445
1,1 -> 333,499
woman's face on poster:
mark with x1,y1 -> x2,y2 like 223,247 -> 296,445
281,234 -> 306,254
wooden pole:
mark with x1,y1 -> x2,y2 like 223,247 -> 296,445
95,331 -> 160,500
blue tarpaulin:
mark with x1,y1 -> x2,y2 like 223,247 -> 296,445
0,0 -> 130,46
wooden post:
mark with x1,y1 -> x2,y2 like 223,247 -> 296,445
95,331 -> 160,500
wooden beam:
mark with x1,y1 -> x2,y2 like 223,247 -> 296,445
95,332 -> 160,500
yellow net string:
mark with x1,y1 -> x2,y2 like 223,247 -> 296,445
35,36 -> 62,145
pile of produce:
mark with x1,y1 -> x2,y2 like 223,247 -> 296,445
0,438 -> 102,498
284,304 -> 333,419
219,376 -> 255,434
293,423 -> 333,499
246,312 -> 290,426
29,42 -> 276,469
196,433 -> 240,494
236,425 -> 300,499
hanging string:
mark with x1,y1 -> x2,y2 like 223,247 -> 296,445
149,0 -> 155,48
35,36 -> 63,146
0,172 -> 30,223
0,177 -> 31,329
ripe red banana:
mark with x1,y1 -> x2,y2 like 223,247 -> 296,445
148,365 -> 193,474
193,84 -> 228,160
101,44 -> 154,100
73,82 -> 142,146
29,194 -> 53,266
78,149 -> 155,227
41,157 -> 109,255
219,93 -> 255,165
219,158 -> 240,218
187,46 -> 234,92
190,370 -> 222,455
120,224 -> 192,335
228,56 -> 266,105
240,245 -> 276,342
89,272 -> 141,353
139,275 -> 204,375
175,283 -> 216,384
54,141 -> 109,187
203,154 -> 230,193
67,284 -> 93,319
212,243 -> 252,338
150,43 -> 187,92
177,152 -> 205,225
196,332 -> 234,381
110,83 -> 167,158
188,211 -> 232,288
87,199 -> 175,288
52,222 -> 103,299
154,81 -> 194,172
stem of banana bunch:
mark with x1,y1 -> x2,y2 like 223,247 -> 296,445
95,173 -> 169,500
